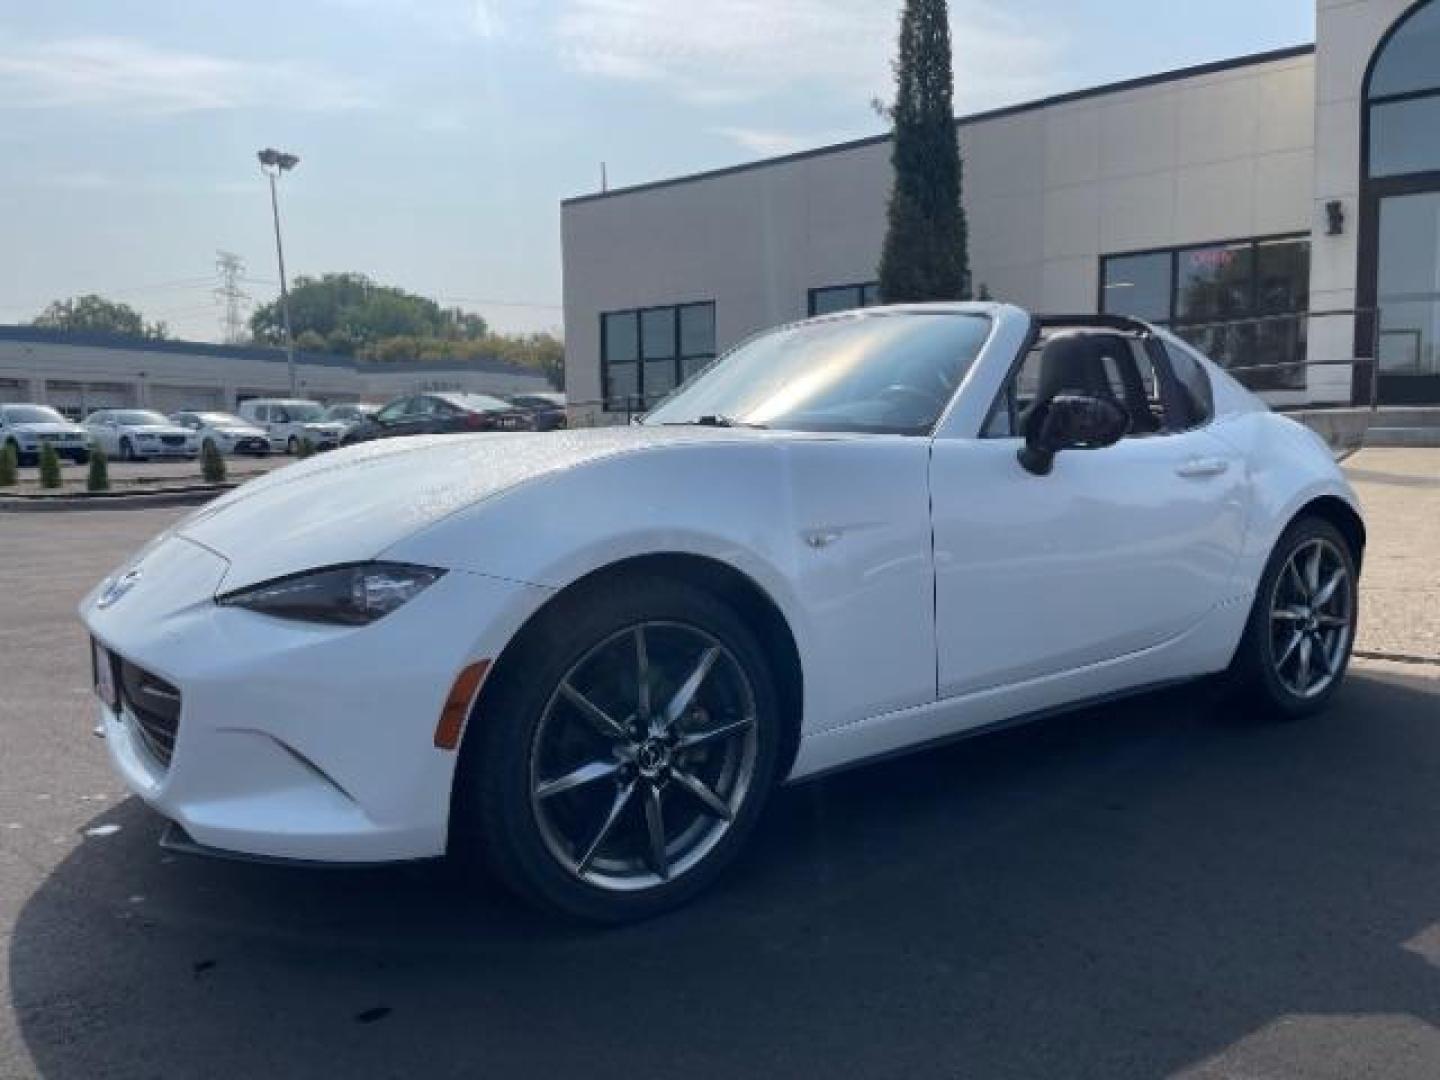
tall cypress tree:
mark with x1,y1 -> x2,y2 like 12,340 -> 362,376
877,0 -> 970,303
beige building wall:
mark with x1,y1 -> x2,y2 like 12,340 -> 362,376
563,50 -> 1317,420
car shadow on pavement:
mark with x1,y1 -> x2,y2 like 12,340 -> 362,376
10,668 -> 1440,1078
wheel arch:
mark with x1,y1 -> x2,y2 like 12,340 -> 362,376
1288,494 -> 1367,570
467,551 -> 805,782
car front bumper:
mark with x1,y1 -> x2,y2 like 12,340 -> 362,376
81,535 -> 554,863
133,443 -> 195,457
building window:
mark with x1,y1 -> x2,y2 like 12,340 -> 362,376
601,301 -> 716,411
1367,0 -> 1440,178
1100,236 -> 1311,391
808,282 -> 881,317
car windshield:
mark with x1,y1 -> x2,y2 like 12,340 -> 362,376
2,405 -> 66,424
642,312 -> 991,435
113,410 -> 170,426
283,403 -> 325,421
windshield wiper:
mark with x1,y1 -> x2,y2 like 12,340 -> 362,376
666,414 -> 768,429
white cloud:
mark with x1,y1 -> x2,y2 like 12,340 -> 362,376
554,0 -> 1063,111
48,171 -> 115,191
0,36 -> 374,115
314,0 -> 514,39
713,126 -> 843,157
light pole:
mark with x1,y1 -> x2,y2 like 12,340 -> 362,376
257,148 -> 300,397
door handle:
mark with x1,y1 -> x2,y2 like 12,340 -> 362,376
1175,457 -> 1230,479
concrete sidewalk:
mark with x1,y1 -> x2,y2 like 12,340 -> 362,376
1343,448 -> 1440,663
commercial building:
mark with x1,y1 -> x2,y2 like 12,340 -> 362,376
562,0 -> 1440,420
0,326 -> 551,418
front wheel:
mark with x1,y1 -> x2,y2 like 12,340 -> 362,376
118,437 -> 135,462
453,576 -> 784,922
1225,516 -> 1358,721
286,436 -> 299,455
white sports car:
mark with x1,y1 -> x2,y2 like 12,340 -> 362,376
80,304 -> 1364,921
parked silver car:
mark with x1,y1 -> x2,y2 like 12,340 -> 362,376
169,411 -> 275,456
236,399 -> 347,454
0,403 -> 91,465
83,409 -> 198,461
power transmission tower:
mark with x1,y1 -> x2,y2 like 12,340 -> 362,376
214,251 -> 251,343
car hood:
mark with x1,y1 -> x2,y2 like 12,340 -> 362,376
214,426 -> 266,437
299,421 -> 348,433
174,426 -> 766,589
8,422 -> 84,436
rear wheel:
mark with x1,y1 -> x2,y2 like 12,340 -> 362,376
1226,516 -> 1358,720
453,576 -> 783,922
286,435 -> 299,455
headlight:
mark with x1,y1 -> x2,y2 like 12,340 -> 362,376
216,562 -> 445,625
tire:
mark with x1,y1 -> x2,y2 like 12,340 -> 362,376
1225,515 -> 1358,722
452,575 -> 784,923
287,435 -> 298,455
118,437 -> 135,462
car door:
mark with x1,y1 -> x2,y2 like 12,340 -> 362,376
89,414 -> 116,454
370,398 -> 412,439
930,332 -> 1247,700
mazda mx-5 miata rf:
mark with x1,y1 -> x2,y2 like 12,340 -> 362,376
81,304 -> 1364,921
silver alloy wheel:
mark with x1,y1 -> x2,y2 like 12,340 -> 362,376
530,621 -> 759,893
1269,536 -> 1353,700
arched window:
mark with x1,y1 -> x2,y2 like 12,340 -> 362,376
1367,0 -> 1440,178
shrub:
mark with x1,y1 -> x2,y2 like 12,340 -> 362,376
200,439 -> 227,483
296,438 -> 315,459
39,443 -> 62,489
87,446 -> 110,492
0,442 -> 16,487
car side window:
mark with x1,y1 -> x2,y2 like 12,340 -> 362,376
983,333 -> 1165,439
1162,341 -> 1215,429
377,399 -> 410,422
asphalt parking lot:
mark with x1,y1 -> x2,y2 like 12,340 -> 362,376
3,505 -> 1439,1079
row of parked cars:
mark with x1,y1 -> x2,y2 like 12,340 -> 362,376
0,391 -> 567,464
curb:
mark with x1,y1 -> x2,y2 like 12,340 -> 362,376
0,483 -> 234,513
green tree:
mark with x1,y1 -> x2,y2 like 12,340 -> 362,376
0,442 -> 16,487
32,294 -> 168,340
38,443 -> 62,489
295,329 -> 327,352
249,273 -> 488,354
87,446 -> 110,492
877,0 -> 970,303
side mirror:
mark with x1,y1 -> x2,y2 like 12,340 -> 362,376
1018,393 -> 1129,476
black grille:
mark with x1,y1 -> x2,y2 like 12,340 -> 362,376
118,659 -> 181,767
161,435 -> 185,447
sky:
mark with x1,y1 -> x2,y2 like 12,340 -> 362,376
0,0 -> 1316,343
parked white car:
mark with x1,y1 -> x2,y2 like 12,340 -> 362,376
83,409 -> 198,461
169,411 -> 274,457
236,399 -> 347,454
82,304 -> 1364,922
0,403 -> 91,465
